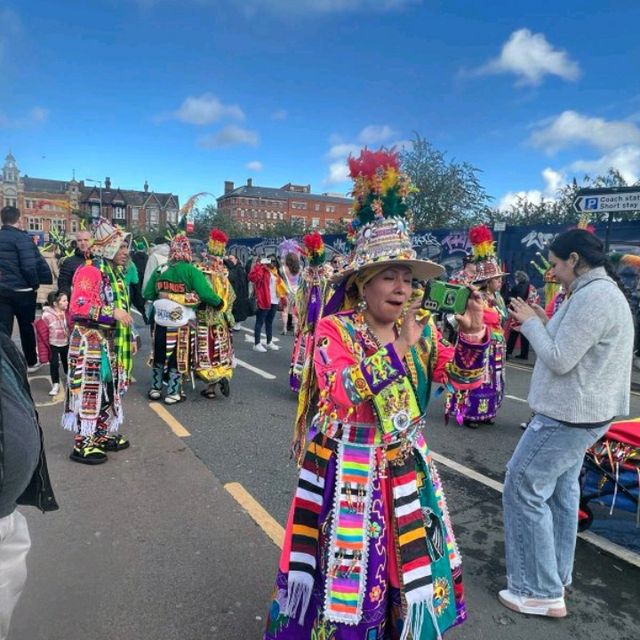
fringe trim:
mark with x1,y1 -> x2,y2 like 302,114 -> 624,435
400,596 -> 442,640
80,419 -> 97,437
61,412 -> 76,432
282,571 -> 313,625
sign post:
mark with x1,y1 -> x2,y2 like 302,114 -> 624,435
573,187 -> 640,252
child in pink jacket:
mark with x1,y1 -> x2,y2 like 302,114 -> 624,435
35,291 -> 70,396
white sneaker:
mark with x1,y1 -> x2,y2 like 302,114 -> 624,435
498,589 -> 566,618
27,362 -> 42,374
49,383 -> 60,396
253,343 -> 267,352
266,342 -> 280,351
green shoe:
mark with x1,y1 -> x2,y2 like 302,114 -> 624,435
70,444 -> 108,465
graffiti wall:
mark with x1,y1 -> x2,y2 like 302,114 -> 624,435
227,220 -> 640,290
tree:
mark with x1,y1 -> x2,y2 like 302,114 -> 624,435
262,218 -> 309,238
191,205 -> 248,240
400,134 -> 493,229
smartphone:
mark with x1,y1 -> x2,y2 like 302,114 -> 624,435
422,281 -> 470,315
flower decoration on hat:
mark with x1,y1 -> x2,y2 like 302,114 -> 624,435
208,229 -> 228,257
169,232 -> 192,263
302,231 -> 326,267
349,148 -> 416,225
469,224 -> 507,282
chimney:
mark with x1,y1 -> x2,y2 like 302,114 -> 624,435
247,178 -> 253,187
105,176 -> 111,190
144,180 -> 149,193
224,180 -> 234,195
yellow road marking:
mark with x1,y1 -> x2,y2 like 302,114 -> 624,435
148,403 -> 191,437
224,482 -> 284,549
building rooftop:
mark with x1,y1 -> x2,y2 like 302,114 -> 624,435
218,184 -> 351,205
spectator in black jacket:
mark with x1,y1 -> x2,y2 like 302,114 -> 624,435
0,330 -> 58,639
0,206 -> 52,370
56,230 -> 92,295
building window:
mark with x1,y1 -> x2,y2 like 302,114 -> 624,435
28,217 -> 43,231
131,207 -> 139,222
5,197 -> 17,207
70,220 -> 78,233
148,207 -> 159,228
113,206 -> 126,220
91,203 -> 100,217
326,205 -> 336,213
291,201 -> 307,210
50,218 -> 66,234
311,217 -> 320,228
314,204 -> 320,212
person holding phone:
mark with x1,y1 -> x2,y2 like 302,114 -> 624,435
248,254 -> 286,352
445,225 -> 508,428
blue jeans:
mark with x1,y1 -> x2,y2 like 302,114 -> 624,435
503,414 -> 609,598
254,304 -> 278,345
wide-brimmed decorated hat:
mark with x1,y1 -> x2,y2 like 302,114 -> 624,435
469,224 -> 508,282
91,217 -> 131,260
169,232 -> 192,262
208,229 -> 228,257
331,149 -> 443,284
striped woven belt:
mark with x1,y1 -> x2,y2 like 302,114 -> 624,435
315,415 -> 425,447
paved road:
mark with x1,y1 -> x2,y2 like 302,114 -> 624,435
10,319 -> 640,640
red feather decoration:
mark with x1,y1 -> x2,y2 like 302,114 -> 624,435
209,229 -> 228,244
469,224 -> 494,246
303,232 -> 324,252
348,148 -> 399,180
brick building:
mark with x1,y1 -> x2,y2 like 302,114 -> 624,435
0,152 -> 180,239
216,178 -> 352,233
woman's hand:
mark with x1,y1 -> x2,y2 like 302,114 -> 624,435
509,297 -> 538,324
456,286 -> 485,334
394,299 -> 430,358
114,308 -> 133,327
530,303 -> 549,325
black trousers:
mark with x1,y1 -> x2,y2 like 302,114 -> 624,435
0,290 -> 38,366
50,344 -> 69,384
506,328 -> 530,358
254,304 -> 278,344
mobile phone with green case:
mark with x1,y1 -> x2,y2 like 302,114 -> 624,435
421,280 -> 470,315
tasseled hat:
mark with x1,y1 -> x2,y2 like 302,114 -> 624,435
208,229 -> 228,257
468,224 -> 508,281
91,217 -> 131,260
332,148 -> 443,283
302,232 -> 326,267
169,232 -> 192,262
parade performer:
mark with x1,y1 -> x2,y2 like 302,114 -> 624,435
143,233 -> 221,404
61,219 -> 134,465
446,225 -> 508,429
289,232 -> 331,402
195,229 -> 235,398
279,239 -> 302,335
449,254 -> 476,285
264,149 -> 489,640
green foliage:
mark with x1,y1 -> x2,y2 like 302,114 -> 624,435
191,205 -> 248,240
400,134 -> 493,229
262,217 -> 309,238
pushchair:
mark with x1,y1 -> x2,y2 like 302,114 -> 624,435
578,418 -> 640,532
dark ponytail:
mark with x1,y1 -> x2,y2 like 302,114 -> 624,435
549,229 -> 630,299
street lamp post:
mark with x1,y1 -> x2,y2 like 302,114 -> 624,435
85,178 -> 103,221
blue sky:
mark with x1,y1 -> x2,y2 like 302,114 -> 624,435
1,0 -> 639,212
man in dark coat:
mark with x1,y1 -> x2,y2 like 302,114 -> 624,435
56,229 -> 93,294
224,254 -> 251,327
0,330 -> 58,638
0,206 -> 52,370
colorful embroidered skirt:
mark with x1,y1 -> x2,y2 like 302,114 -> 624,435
447,339 -> 505,423
264,434 -> 466,639
195,319 -> 234,383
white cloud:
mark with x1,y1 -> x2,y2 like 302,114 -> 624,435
197,125 -> 259,149
326,161 -> 350,185
0,106 -> 49,129
158,93 -> 244,125
529,110 -> 640,154
358,124 -> 397,145
272,109 -> 288,120
498,166 -> 565,211
469,28 -> 580,86
570,145 -> 640,184
327,143 -> 360,160
246,160 -> 263,171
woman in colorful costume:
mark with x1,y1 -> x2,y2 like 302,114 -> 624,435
289,232 -> 332,395
62,219 -> 134,465
279,239 -> 302,335
143,233 -> 222,404
265,149 -> 489,640
195,229 -> 236,398
445,225 -> 508,429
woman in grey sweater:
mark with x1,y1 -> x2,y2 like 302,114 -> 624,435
498,229 -> 634,618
